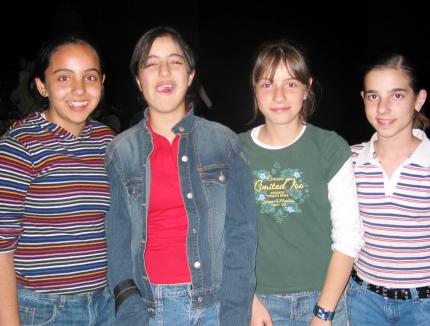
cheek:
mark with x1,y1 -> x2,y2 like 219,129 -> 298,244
255,91 -> 270,108
87,84 -> 103,99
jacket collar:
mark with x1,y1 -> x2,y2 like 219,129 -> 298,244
139,108 -> 196,135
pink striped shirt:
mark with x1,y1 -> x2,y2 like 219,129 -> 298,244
352,129 -> 430,288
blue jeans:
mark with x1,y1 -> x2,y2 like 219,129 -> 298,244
149,283 -> 219,326
257,290 -> 347,325
347,278 -> 430,326
18,285 -> 114,326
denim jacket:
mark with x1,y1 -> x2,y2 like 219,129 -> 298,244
105,109 -> 257,326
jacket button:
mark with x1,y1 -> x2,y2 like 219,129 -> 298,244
192,228 -> 198,234
178,126 -> 185,132
219,173 -> 225,182
193,261 -> 201,269
197,297 -> 203,303
187,193 -> 193,199
181,155 -> 189,162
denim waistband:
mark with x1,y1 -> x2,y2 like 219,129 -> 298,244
17,284 -> 108,303
351,269 -> 430,300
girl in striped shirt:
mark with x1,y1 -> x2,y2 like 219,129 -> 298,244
0,36 -> 115,325
348,51 -> 430,325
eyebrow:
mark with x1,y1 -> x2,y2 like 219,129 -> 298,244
364,87 -> 407,94
147,53 -> 185,60
51,68 -> 102,74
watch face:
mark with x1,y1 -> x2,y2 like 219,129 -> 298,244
313,305 -> 335,321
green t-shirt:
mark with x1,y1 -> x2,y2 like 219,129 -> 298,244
239,124 -> 351,294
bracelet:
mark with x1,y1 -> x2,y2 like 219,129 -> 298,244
313,304 -> 335,321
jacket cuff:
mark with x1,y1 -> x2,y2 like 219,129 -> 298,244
114,279 -> 141,315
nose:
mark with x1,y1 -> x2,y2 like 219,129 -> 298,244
159,61 -> 171,77
71,78 -> 85,96
376,97 -> 389,114
272,85 -> 286,103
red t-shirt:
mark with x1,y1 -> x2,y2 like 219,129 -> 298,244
144,123 -> 191,284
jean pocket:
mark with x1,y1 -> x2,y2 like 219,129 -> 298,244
347,279 -> 360,297
19,300 -> 57,326
420,297 -> 430,312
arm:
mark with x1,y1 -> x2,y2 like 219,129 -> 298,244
311,158 -> 363,325
105,152 -> 149,325
0,252 -> 19,326
219,139 -> 257,326
0,138 -> 32,326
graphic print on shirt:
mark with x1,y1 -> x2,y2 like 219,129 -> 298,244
254,162 -> 309,223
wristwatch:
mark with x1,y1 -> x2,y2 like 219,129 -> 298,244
313,304 -> 335,321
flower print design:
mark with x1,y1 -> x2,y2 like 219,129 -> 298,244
253,162 -> 309,223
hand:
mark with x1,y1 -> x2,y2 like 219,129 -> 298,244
250,295 -> 273,326
309,315 -> 332,326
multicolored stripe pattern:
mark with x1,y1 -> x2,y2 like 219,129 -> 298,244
352,131 -> 430,288
0,112 -> 114,294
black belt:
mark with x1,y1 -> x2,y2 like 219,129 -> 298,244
351,269 -> 430,300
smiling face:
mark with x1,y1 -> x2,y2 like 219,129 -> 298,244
135,35 -> 194,119
35,43 -> 104,136
255,62 -> 310,129
362,68 -> 427,142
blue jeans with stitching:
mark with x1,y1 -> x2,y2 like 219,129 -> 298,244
257,290 -> 347,325
347,278 -> 430,326
18,285 -> 114,326
148,283 -> 219,326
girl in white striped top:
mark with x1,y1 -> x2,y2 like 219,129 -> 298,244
348,51 -> 430,326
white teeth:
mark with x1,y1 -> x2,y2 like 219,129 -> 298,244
158,84 -> 174,91
68,101 -> 88,107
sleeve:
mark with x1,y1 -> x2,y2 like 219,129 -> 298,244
322,131 -> 352,181
328,158 -> 364,258
104,150 -> 149,325
219,136 -> 257,326
0,137 -> 32,253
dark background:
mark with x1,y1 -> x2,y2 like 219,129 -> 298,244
1,0 -> 428,144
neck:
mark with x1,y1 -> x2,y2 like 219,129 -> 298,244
375,130 -> 420,158
149,108 -> 186,143
259,120 -> 304,147
44,110 -> 84,137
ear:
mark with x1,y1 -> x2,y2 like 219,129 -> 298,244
187,70 -> 195,87
35,77 -> 46,96
135,77 -> 142,92
415,89 -> 427,112
360,91 -> 365,102
102,74 -> 106,85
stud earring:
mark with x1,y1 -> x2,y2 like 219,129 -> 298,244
41,90 -> 48,97
303,95 -> 307,100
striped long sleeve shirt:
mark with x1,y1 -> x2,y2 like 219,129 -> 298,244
0,112 -> 114,294
352,129 -> 430,288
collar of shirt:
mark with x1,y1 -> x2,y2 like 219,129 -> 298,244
356,129 -> 430,167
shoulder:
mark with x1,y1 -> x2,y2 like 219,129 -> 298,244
305,124 -> 349,151
3,114 -> 43,142
90,120 -> 115,141
106,123 -> 146,159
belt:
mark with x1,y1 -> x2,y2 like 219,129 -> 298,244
351,269 -> 430,300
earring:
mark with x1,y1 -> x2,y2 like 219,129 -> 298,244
303,95 -> 307,100
41,90 -> 48,97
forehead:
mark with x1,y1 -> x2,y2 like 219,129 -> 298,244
365,68 -> 410,89
49,44 -> 100,70
148,35 -> 183,56
260,61 -> 296,80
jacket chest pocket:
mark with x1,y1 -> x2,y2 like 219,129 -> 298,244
124,178 -> 146,200
199,164 -> 228,213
